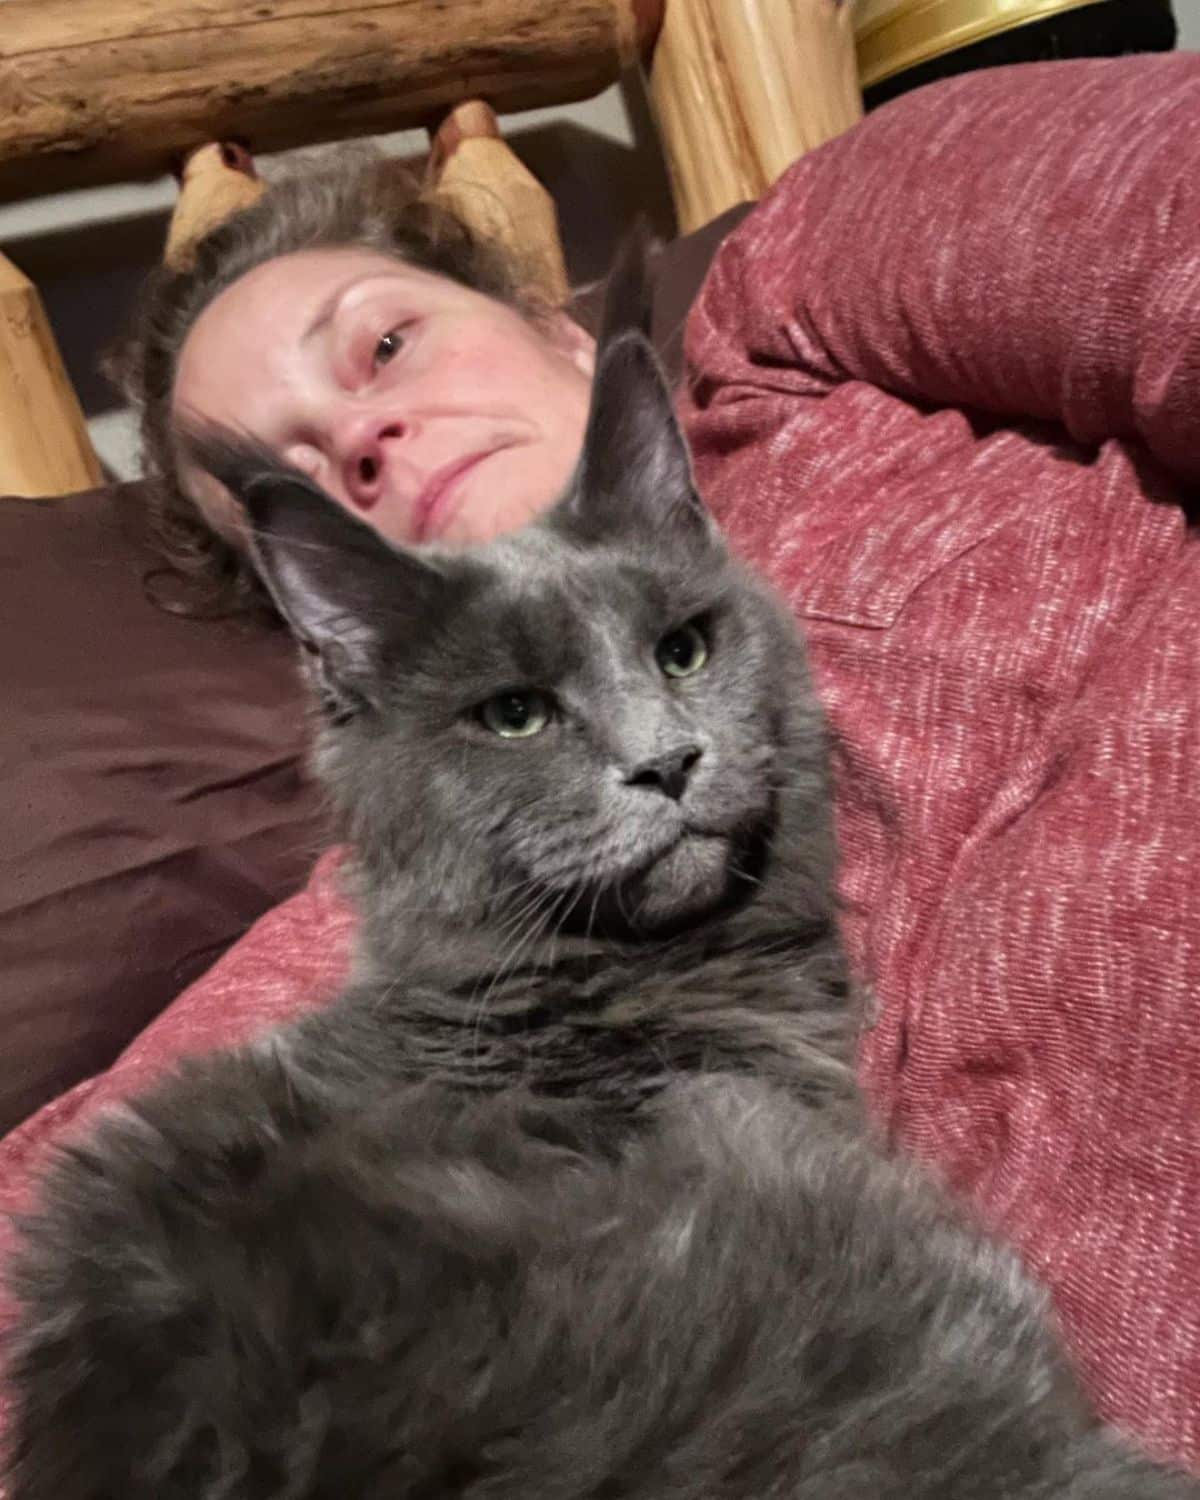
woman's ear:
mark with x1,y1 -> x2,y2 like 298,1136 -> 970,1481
545,310 -> 596,378
177,455 -> 252,548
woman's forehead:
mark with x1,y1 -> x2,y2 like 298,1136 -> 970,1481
182,248 -> 464,368
173,249 -> 459,432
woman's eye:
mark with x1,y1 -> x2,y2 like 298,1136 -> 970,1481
656,623 -> 709,679
479,690 -> 553,739
373,329 -> 404,369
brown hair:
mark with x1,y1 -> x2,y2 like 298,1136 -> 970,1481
109,150 -> 537,617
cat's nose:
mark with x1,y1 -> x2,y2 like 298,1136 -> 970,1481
624,744 -> 703,802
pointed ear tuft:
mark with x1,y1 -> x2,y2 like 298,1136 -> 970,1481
596,216 -> 658,348
561,328 -> 712,546
552,224 -> 712,547
178,421 -> 447,715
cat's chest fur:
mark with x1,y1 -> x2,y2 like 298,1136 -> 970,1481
287,900 -> 857,1124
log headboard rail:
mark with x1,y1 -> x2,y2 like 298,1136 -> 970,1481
0,0 -> 863,498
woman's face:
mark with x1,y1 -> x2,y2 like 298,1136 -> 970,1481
173,247 -> 596,547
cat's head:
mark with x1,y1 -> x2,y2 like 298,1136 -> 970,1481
182,273 -> 825,941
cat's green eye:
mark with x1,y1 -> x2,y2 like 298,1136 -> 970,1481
479,690 -> 553,739
656,623 -> 709,680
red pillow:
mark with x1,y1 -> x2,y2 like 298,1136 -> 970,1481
683,53 -> 1200,1468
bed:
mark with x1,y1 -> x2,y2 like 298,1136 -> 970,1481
3,0 -> 1198,1475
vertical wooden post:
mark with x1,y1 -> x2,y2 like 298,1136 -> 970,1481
0,256 -> 103,499
0,140 -> 264,501
645,0 -> 863,234
427,102 -> 571,308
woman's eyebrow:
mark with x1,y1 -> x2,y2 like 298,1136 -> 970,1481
301,273 -> 372,345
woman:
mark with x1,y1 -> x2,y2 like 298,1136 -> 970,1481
118,160 -> 598,613
6,49 -> 1200,1476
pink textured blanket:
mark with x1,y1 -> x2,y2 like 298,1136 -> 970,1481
5,52 -> 1200,1473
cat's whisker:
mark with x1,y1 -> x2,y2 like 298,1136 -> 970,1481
465,882 -> 559,1035
464,892 -> 561,1075
584,879 -> 605,942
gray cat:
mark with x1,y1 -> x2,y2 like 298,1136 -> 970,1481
3,252 -> 1195,1499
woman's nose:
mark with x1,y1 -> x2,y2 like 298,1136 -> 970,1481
336,418 -> 407,511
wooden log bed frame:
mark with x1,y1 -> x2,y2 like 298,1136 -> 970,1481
0,0 -> 869,499
0,0 -> 1131,499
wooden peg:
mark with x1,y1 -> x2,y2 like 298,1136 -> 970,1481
164,142 -> 266,270
427,102 -> 571,308
646,0 -> 863,234
0,254 -> 103,499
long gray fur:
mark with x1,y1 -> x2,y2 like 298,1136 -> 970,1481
3,248 -> 1194,1499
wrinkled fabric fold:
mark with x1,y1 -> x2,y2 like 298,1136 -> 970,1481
683,53 -> 1200,1467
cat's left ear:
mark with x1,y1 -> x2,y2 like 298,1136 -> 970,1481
178,424 -> 448,717
562,327 -> 714,547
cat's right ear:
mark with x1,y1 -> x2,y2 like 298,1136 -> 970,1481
178,425 -> 445,715
596,216 -> 655,348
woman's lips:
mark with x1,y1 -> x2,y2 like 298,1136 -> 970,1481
412,450 -> 498,542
